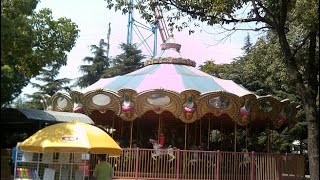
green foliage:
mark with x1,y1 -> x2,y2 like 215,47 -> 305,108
102,43 -> 145,77
208,33 -> 296,98
200,31 -> 308,153
241,33 -> 252,55
11,96 -> 29,109
209,129 -> 222,142
76,39 -> 111,88
34,64 -> 72,95
1,0 -> 79,107
198,60 -> 227,78
1,66 -> 29,108
24,62 -> 72,110
76,39 -> 145,89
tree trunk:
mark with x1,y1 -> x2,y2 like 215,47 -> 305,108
303,96 -> 319,179
276,28 -> 319,179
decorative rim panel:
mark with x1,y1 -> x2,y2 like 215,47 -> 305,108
56,96 -> 68,109
208,96 -> 230,109
80,89 -> 121,115
92,94 -> 111,106
51,92 -> 73,112
50,88 -> 297,130
136,89 -> 182,116
147,93 -> 171,106
259,101 -> 273,112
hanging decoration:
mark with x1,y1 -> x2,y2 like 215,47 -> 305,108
183,95 -> 196,120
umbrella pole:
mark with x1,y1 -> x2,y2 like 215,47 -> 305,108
130,121 -> 133,148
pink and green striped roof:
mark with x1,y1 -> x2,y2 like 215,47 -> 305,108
82,63 -> 253,97
83,38 -> 254,96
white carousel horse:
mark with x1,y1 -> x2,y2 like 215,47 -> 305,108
149,139 -> 175,162
239,148 -> 257,168
187,146 -> 215,168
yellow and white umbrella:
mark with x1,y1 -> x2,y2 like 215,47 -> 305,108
20,121 -> 121,156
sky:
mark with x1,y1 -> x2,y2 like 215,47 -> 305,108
20,0 -> 261,97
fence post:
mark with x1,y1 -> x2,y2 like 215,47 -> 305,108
215,150 -> 220,180
134,148 -> 139,180
250,151 -> 255,180
277,153 -> 281,180
176,149 -> 180,180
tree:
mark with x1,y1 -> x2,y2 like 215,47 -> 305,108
198,60 -> 227,78
235,35 -> 288,96
25,62 -> 72,110
76,23 -> 112,88
106,0 -> 319,177
11,96 -> 29,109
241,33 -> 252,55
237,32 -> 305,141
203,30 -> 310,171
76,39 -> 111,88
1,0 -> 79,107
102,43 -> 145,77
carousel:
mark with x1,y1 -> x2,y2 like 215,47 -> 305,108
46,37 -> 304,179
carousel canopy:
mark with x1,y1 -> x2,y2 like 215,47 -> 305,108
48,36 -> 297,129
83,36 -> 253,97
82,62 -> 254,97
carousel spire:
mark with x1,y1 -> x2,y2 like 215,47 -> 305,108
160,33 -> 181,55
144,33 -> 196,67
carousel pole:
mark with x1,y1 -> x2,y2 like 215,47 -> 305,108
245,125 -> 248,149
184,123 -> 187,150
130,121 -> 133,148
270,127 -> 273,152
234,122 -> 237,152
158,114 -> 161,139
121,118 -> 124,140
220,119 -> 223,150
112,114 -> 115,138
199,118 -> 202,145
207,116 -> 211,150
194,121 -> 197,145
267,119 -> 270,153
136,116 -> 140,146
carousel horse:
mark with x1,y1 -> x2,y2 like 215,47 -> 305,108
188,145 -> 201,166
239,148 -> 256,168
149,139 -> 175,162
187,145 -> 214,168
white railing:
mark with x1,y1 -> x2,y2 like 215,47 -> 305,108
94,149 -> 304,180
5,148 -> 305,180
